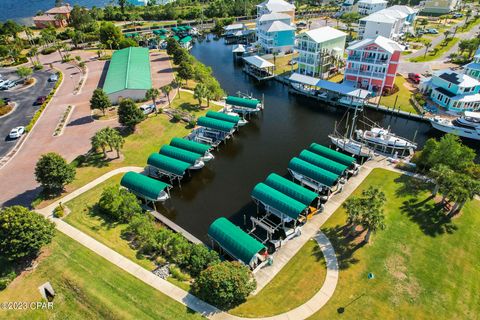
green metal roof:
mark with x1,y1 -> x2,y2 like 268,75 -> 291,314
180,36 -> 192,43
172,35 -> 180,41
208,217 -> 266,266
152,29 -> 162,35
288,157 -> 339,187
172,27 -> 179,32
184,26 -> 192,30
226,96 -> 261,109
170,137 -> 211,155
197,117 -> 236,133
120,171 -> 170,201
206,111 -> 239,125
309,143 -> 356,167
299,150 -> 348,176
103,47 -> 152,95
159,145 -> 201,165
264,173 -> 318,206
147,153 -> 190,176
251,183 -> 307,220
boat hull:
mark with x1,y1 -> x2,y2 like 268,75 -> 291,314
329,136 -> 372,157
431,119 -> 480,140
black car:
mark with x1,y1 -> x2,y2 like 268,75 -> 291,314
3,97 -> 11,103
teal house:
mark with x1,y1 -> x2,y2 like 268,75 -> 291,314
256,12 -> 295,54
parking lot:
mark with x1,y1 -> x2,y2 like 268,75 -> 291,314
0,69 -> 55,158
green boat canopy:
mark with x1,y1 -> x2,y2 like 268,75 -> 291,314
159,145 -> 201,165
288,157 -> 339,188
172,35 -> 180,41
264,173 -> 318,206
152,29 -> 162,35
171,27 -> 179,32
208,217 -> 266,266
170,137 -> 211,155
147,153 -> 190,176
184,26 -> 192,30
309,143 -> 356,167
226,96 -> 261,109
206,111 -> 240,125
299,150 -> 348,176
180,36 -> 192,44
197,117 -> 236,133
252,183 -> 307,220
120,171 -> 170,201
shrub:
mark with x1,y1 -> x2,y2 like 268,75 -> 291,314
41,47 -> 56,55
169,265 -> 190,282
53,204 -> 65,218
0,271 -> 16,290
0,105 -> 12,116
33,63 -> 43,70
191,261 -> 256,309
186,243 -> 220,277
98,186 -> 143,223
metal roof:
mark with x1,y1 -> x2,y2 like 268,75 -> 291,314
288,157 -> 339,187
180,36 -> 192,43
197,117 -> 236,133
103,47 -> 152,95
266,21 -> 296,33
170,137 -> 211,155
264,173 -> 318,206
159,145 -> 201,165
309,143 -> 356,167
206,111 -> 240,124
208,217 -> 266,266
147,153 -> 190,176
226,96 -> 261,109
299,150 -> 348,176
252,182 -> 308,220
243,55 -> 275,69
301,26 -> 347,44
120,171 -> 170,201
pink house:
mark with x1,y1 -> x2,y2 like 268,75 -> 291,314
343,36 -> 403,94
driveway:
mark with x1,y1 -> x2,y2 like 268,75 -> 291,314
0,70 -> 54,157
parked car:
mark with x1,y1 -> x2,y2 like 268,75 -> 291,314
427,28 -> 438,34
408,73 -> 421,84
288,59 -> 297,66
34,96 -> 47,105
452,13 -> 463,18
140,103 -> 155,115
48,74 -> 58,82
9,126 -> 25,139
0,80 -> 15,90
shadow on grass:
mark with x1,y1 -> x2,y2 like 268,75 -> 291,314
85,203 -> 120,231
394,175 -> 432,198
178,102 -> 201,113
71,152 -> 110,168
400,197 -> 457,237
322,225 -> 365,270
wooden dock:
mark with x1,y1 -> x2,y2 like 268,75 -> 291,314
147,209 -> 203,244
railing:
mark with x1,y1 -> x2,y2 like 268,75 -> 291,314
345,69 -> 385,79
347,56 -> 388,65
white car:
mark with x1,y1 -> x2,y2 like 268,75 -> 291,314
9,126 -> 25,139
140,104 -> 155,115
48,74 -> 58,82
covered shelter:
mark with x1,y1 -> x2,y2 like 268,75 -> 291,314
146,153 -> 191,184
243,55 -> 275,81
264,173 -> 319,208
169,137 -> 214,162
309,143 -> 357,171
103,47 -> 152,104
206,111 -> 240,126
288,157 -> 342,194
298,150 -> 348,176
159,145 -> 205,170
195,116 -> 236,145
225,96 -> 263,114
179,36 -> 193,49
120,171 -> 171,207
208,217 -> 267,269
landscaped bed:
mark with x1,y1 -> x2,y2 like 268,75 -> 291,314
377,76 -> 418,114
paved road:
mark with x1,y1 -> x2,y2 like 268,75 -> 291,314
0,70 -> 54,157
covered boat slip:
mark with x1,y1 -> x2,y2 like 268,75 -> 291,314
288,72 -> 371,109
243,55 -> 275,81
205,110 -> 240,126
120,171 -> 172,208
288,157 -> 342,195
264,173 -> 320,209
159,145 -> 204,169
298,149 -> 348,176
169,137 -> 214,162
208,217 -> 267,269
146,153 -> 191,184
309,143 -> 358,173
192,116 -> 237,147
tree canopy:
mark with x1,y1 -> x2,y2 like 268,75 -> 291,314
90,88 -> 111,115
98,186 -> 143,222
118,98 -> 145,130
34,152 -> 76,193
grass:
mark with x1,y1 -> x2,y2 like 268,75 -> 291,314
230,239 -> 326,317
308,168 -> 480,319
377,76 -> 418,114
268,53 -> 298,76
409,37 -> 459,62
328,73 -> 344,83
0,233 -> 202,320
170,90 -> 222,118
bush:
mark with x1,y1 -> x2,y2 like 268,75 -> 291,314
41,47 -> 56,55
186,243 -> 220,277
35,153 -> 75,193
0,105 -> 12,116
169,265 -> 190,282
191,261 -> 256,309
53,204 -> 65,218
0,271 -> 16,290
98,186 -> 143,223
33,63 -> 43,70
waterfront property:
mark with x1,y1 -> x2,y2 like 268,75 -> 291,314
120,171 -> 172,206
295,27 -> 347,79
344,36 -> 402,94
33,4 -> 72,29
357,0 -> 388,16
243,55 -> 276,80
256,13 -> 296,54
103,47 -> 152,104
422,0 -> 459,14
358,5 -> 416,40
464,48 -> 480,81
419,69 -> 480,112
257,0 -> 296,19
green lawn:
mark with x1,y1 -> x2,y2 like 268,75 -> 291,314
0,233 -> 202,320
308,168 -> 480,319
170,90 -> 222,118
378,76 -> 418,114
268,53 -> 298,76
410,38 -> 459,62
230,239 -> 326,317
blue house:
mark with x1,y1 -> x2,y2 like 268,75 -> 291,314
420,69 -> 480,112
465,48 -> 480,80
256,12 -> 295,54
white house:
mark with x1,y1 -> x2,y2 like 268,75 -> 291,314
357,0 -> 388,15
422,0 -> 459,14
257,0 -> 296,19
358,5 -> 416,40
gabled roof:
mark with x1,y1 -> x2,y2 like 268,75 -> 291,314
347,36 -> 403,54
389,5 -> 418,15
224,23 -> 245,31
258,0 -> 295,12
258,12 -> 291,22
360,12 -> 397,23
301,26 -> 347,44
33,15 -> 57,22
358,0 -> 387,4
243,55 -> 275,68
45,5 -> 72,14
266,20 -> 296,32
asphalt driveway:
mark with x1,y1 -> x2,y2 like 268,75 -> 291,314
0,69 -> 55,158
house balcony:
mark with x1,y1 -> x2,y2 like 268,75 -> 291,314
345,68 -> 386,79
347,55 -> 388,65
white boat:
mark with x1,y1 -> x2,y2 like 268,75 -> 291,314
329,135 -> 373,157
189,160 -> 205,170
201,152 -> 215,162
226,111 -> 248,126
339,96 -> 364,109
157,190 -> 170,202
430,111 -> 480,140
355,127 -> 417,150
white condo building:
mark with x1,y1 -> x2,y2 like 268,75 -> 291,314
358,5 -> 417,40
357,0 -> 388,15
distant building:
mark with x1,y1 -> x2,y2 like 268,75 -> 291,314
103,47 -> 152,104
33,4 -> 72,29
295,26 -> 347,79
358,5 -> 417,40
465,48 -> 480,80
341,0 -> 356,13
344,35 -> 403,93
422,0 -> 459,14
357,0 -> 388,15
420,69 -> 480,111
256,1 -> 296,54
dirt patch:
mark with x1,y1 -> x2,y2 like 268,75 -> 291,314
386,254 -> 408,281
386,253 -> 421,304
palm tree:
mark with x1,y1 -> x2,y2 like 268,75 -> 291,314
172,77 -> 181,98
91,130 -> 109,158
272,51 -> 278,66
193,83 -> 207,107
145,88 -> 160,113
424,41 -> 432,58
161,84 -> 173,107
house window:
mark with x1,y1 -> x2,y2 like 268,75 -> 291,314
448,83 -> 451,88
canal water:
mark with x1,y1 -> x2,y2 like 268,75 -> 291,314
158,38 -> 440,243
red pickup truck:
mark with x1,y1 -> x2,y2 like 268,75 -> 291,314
408,73 -> 421,84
